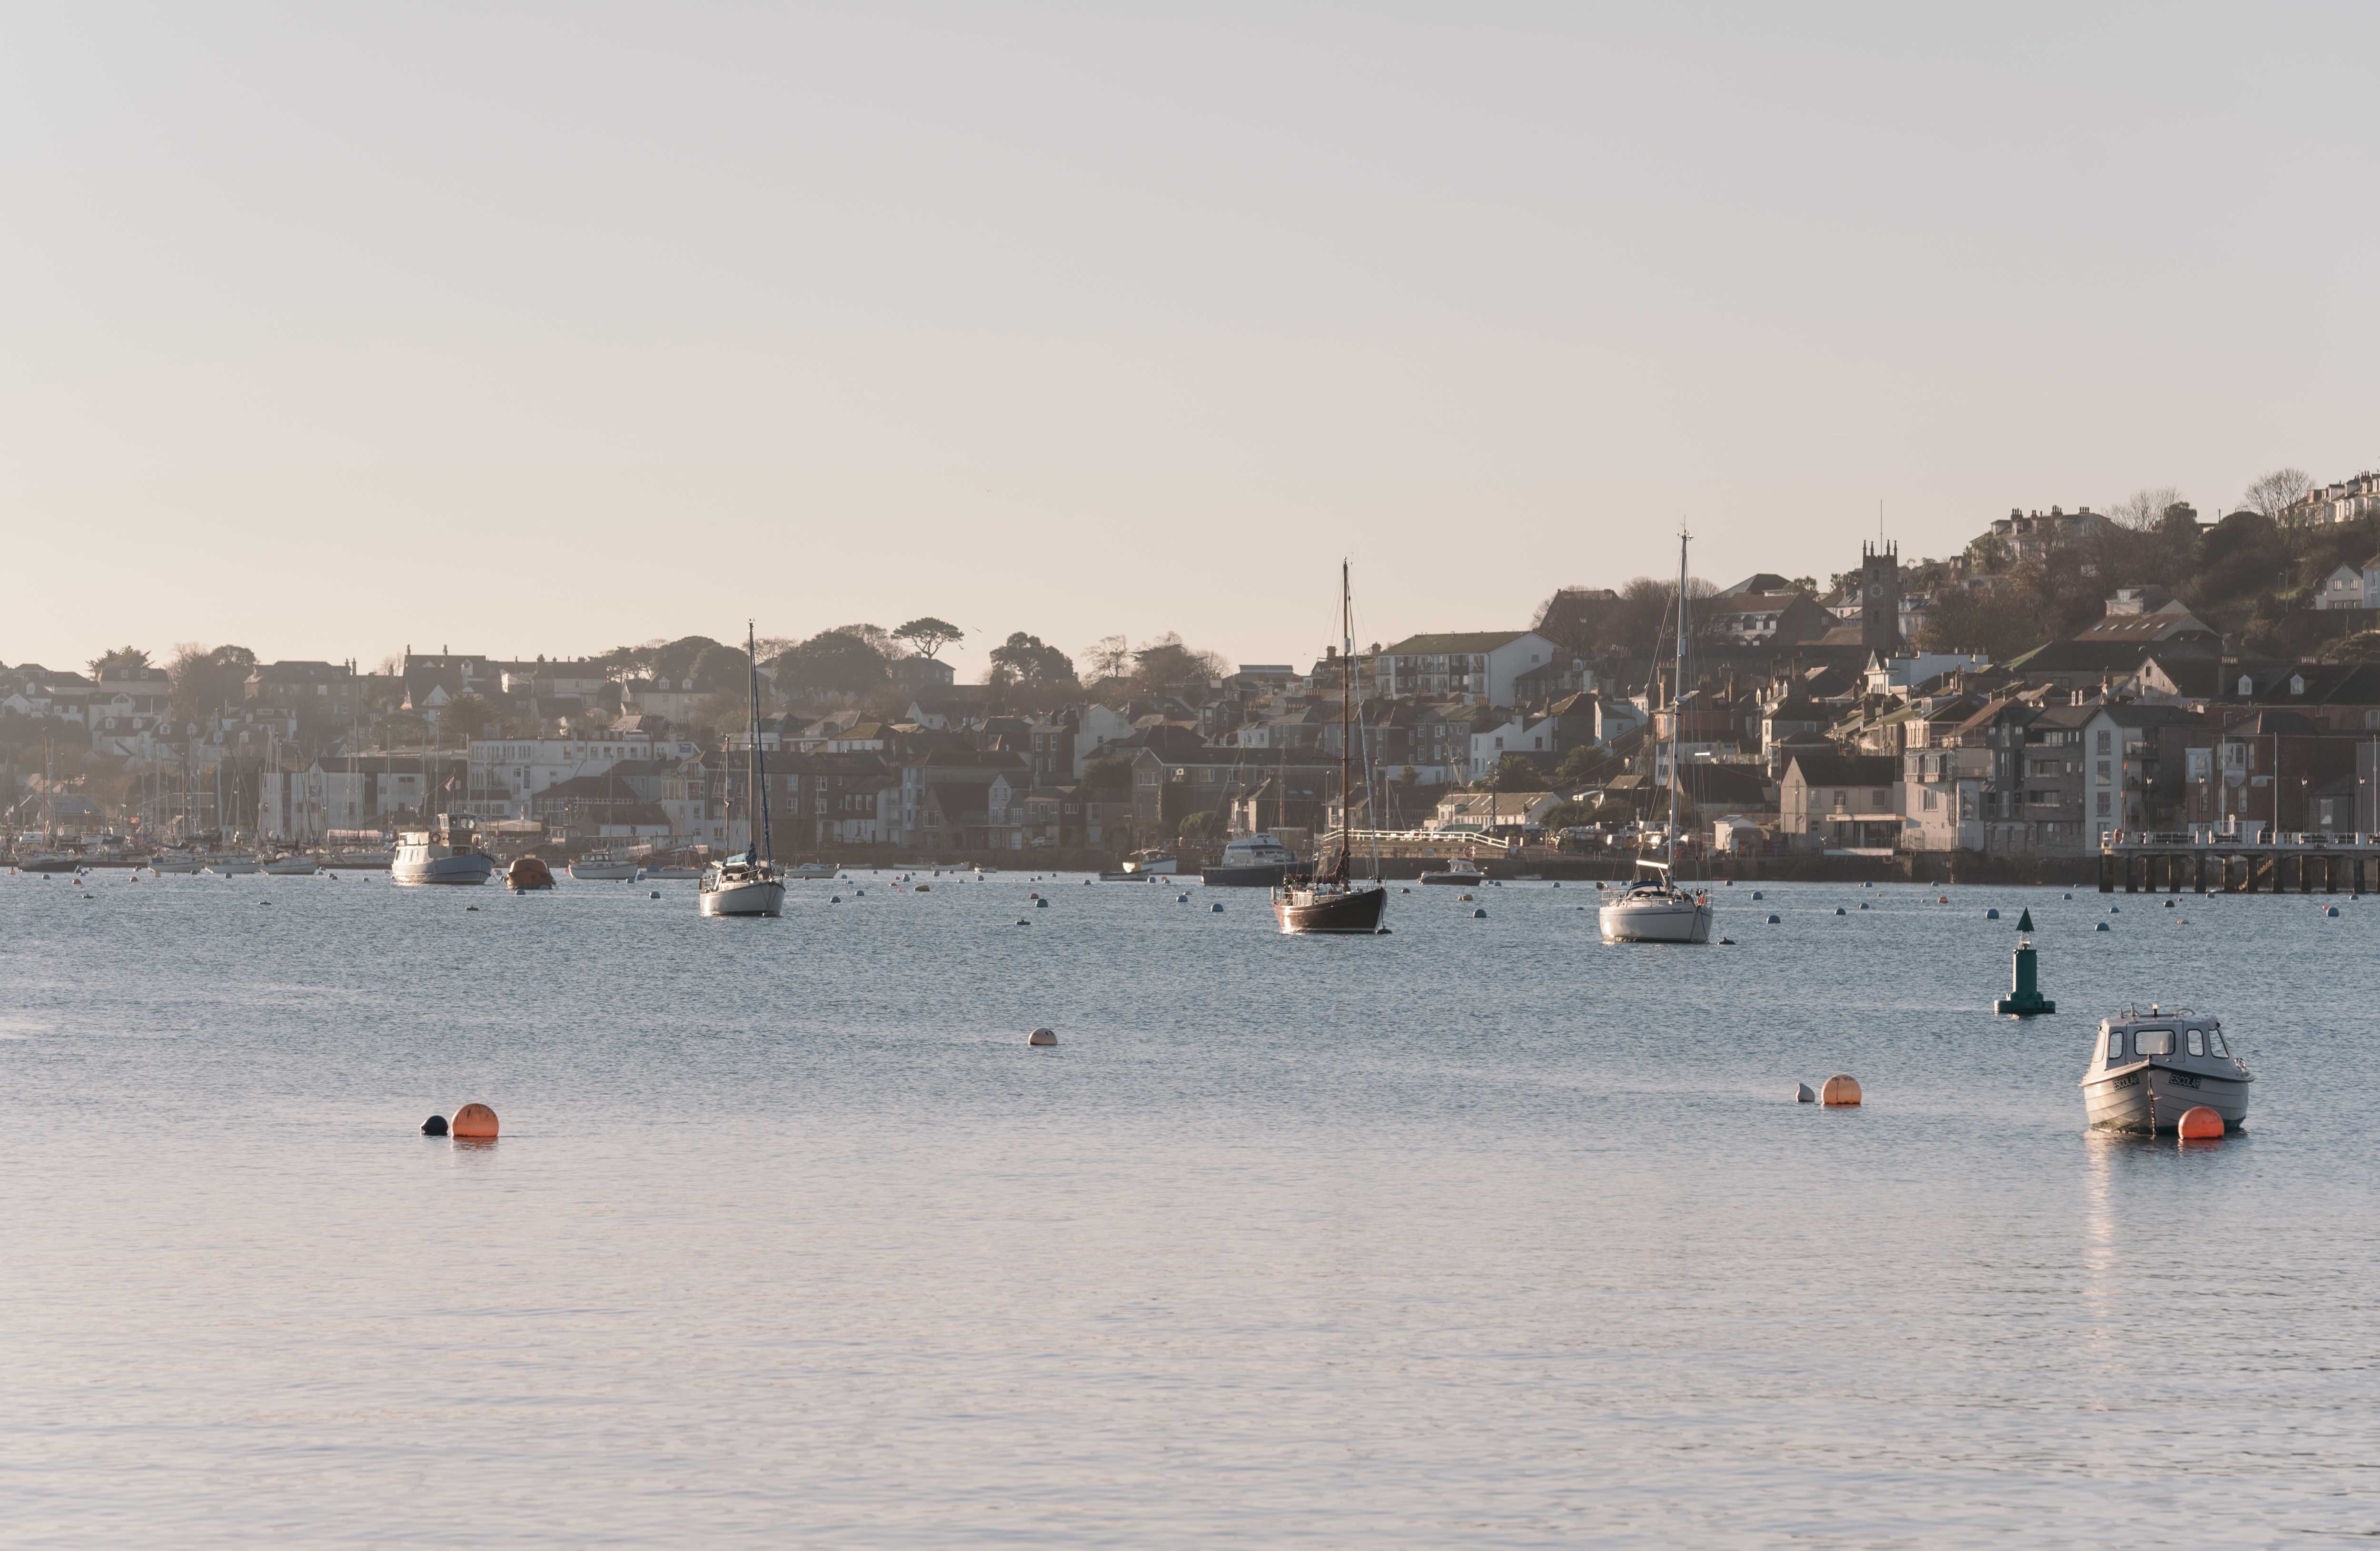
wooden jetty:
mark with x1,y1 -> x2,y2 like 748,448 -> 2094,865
2100,830 -> 2380,894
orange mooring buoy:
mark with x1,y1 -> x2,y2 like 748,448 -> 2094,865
2177,1105 -> 2224,1140
1820,1074 -> 1862,1106
451,1102 -> 499,1138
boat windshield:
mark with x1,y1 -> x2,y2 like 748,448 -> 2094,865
2104,1029 -> 2124,1061
2134,1028 -> 2174,1056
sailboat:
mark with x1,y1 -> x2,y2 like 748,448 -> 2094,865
1273,563 -> 1388,935
697,622 -> 787,919
17,732 -> 80,872
1599,528 -> 1714,945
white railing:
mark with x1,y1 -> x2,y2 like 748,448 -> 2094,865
2105,829 -> 2376,851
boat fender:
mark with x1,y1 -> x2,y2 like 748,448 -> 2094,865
1027,1028 -> 1057,1046
452,1103 -> 498,1139
1795,1083 -> 1816,1103
421,1114 -> 448,1136
1820,1074 -> 1861,1106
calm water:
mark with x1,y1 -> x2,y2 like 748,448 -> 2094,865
4,867 -> 2376,1546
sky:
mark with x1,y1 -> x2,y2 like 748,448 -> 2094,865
5,1 -> 2378,682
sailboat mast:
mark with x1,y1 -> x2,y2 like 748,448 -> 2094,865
1339,560 -> 1353,878
1670,529 -> 1686,872
748,619 -> 771,862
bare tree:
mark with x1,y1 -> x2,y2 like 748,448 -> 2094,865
2242,467 -> 2316,524
2109,485 -> 2187,531
1082,634 -> 1131,681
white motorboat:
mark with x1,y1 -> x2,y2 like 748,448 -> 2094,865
570,852 -> 641,881
149,846 -> 203,874
698,622 -> 786,919
1600,527 -> 1712,946
1598,860 -> 1714,943
789,862 -> 839,880
1121,850 -> 1177,876
392,816 -> 495,886
1202,833 -> 1296,887
203,853 -> 262,876
262,852 -> 319,875
2082,1005 -> 2252,1134
1419,859 -> 1486,886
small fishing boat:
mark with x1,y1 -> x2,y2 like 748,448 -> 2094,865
1273,562 -> 1388,936
262,852 -> 319,875
1120,849 -> 1177,876
569,851 -> 641,881
1419,859 -> 1486,886
2082,1005 -> 2251,1134
203,852 -> 263,876
789,861 -> 840,880
149,846 -> 204,874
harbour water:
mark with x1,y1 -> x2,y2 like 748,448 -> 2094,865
5,871 -> 2376,1545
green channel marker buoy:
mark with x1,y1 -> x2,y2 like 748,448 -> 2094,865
1995,909 -> 2054,1016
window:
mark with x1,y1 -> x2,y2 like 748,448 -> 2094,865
2095,730 -> 2112,755
1923,789 -> 1938,810
2095,793 -> 2112,817
2211,1028 -> 2230,1056
2106,1029 -> 2124,1061
2186,1029 -> 2204,1056
2136,1028 -> 2174,1056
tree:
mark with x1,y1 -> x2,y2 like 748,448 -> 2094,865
2242,467 -> 2315,524
1130,633 -> 1228,698
1475,752 -> 1547,792
686,642 -> 753,692
87,646 -> 151,678
1538,801 -> 1596,832
647,636 -> 725,687
770,631 -> 891,696
1555,744 -> 1614,786
829,623 -> 900,658
1177,809 -> 1227,842
892,617 -> 963,660
1916,587 -> 2045,662
985,632 -> 1078,706
167,643 -> 257,727
443,693 -> 497,743
1082,635 -> 1131,681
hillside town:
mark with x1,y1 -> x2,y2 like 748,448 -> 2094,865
14,470 -> 2380,874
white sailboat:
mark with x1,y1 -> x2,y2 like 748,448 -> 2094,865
1600,528 -> 1714,945
698,622 -> 787,919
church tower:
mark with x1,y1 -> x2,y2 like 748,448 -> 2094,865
1859,541 -> 1901,653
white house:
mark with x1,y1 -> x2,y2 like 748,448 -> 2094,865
1378,631 -> 1564,707
466,731 -> 697,820
1467,714 -> 1554,780
2322,563 -> 2368,610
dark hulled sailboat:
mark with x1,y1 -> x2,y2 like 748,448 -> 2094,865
1271,563 -> 1388,936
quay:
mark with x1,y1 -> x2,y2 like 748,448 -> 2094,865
2100,830 -> 2380,894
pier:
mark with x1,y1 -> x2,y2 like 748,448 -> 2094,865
2099,831 -> 2380,894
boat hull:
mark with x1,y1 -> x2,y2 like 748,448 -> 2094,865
569,861 -> 640,880
1419,872 -> 1484,886
698,878 -> 785,917
263,857 -> 318,875
148,858 -> 202,874
1201,864 -> 1288,887
1599,897 -> 1713,943
203,859 -> 261,876
392,854 -> 495,886
17,856 -> 80,874
2084,1063 -> 2250,1134
1272,883 -> 1388,934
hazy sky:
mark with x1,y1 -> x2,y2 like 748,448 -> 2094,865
7,2 -> 2377,681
